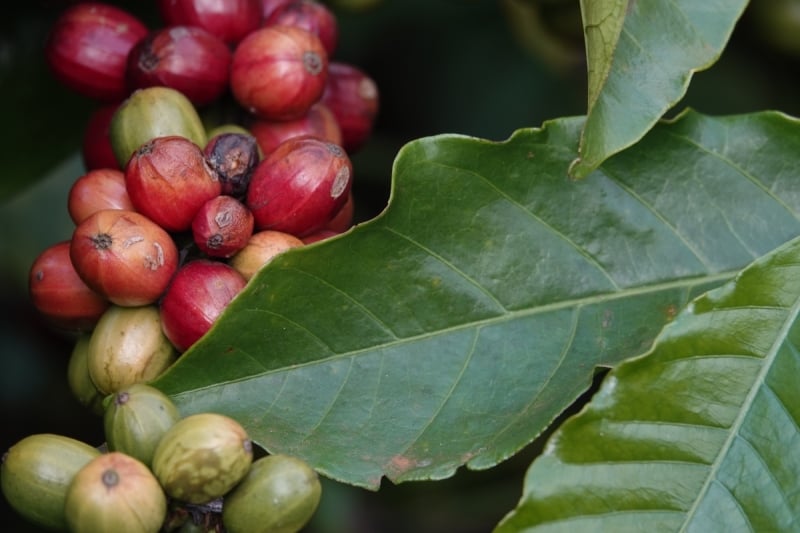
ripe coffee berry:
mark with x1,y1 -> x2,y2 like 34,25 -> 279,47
159,260 -> 247,352
231,25 -> 328,120
264,0 -> 339,56
321,61 -> 380,153
249,102 -> 342,156
246,136 -> 352,236
67,168 -> 134,225
125,135 -> 222,232
158,0 -> 263,46
192,195 -> 255,258
28,241 -> 110,332
82,103 -> 121,170
45,3 -> 148,102
126,25 -> 232,107
70,209 -> 179,306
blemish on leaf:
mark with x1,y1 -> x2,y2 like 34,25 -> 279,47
665,303 -> 678,322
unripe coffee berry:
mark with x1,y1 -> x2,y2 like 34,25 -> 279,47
152,413 -> 253,504
64,452 -> 167,533
230,230 -> 304,280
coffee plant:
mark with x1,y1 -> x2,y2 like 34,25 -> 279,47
3,0 -> 800,531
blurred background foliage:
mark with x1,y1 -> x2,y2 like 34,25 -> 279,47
1,0 -> 799,531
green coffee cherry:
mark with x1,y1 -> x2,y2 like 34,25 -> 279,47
64,451 -> 167,533
152,413 -> 253,504
103,383 -> 181,467
110,86 -> 207,168
1,433 -> 101,531
67,333 -> 106,416
222,454 -> 322,533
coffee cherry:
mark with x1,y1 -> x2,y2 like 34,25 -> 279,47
28,240 -> 110,332
82,103 -> 122,170
229,230 -> 304,280
1,434 -> 101,531
320,61 -> 379,153
231,25 -> 328,121
87,304 -> 178,395
110,86 -> 208,168
265,0 -> 339,56
301,228 -> 340,244
204,132 -> 261,197
249,102 -> 342,156
127,26 -> 232,107
70,209 -> 179,306
44,2 -> 148,102
158,0 -> 263,46
159,260 -> 247,352
104,383 -> 181,467
67,168 -> 135,225
192,195 -> 255,258
221,454 -> 321,533
125,135 -> 222,232
64,452 -> 167,533
326,189 -> 355,232
152,413 -> 253,504
67,334 -> 106,416
246,136 -> 352,236
261,0 -> 293,19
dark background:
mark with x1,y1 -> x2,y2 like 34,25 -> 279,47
1,0 -> 799,531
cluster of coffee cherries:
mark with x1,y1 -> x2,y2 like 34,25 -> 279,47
12,0 -> 380,531
2,383 -> 322,532
29,0 -> 378,366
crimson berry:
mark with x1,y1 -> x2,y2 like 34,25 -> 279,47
321,61 -> 380,153
126,26 -> 232,107
45,2 -> 148,102
246,136 -> 352,236
68,168 -> 135,225
70,210 -> 180,307
82,103 -> 122,171
191,195 -> 255,258
158,0 -> 263,45
159,260 -> 247,352
125,135 -> 222,232
249,102 -> 341,156
264,0 -> 339,56
29,241 -> 110,332
230,25 -> 328,121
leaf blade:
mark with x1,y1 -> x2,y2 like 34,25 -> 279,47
571,0 -> 750,179
153,111 -> 800,489
495,235 -> 800,532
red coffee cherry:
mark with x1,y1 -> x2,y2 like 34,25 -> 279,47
246,136 -> 352,237
249,102 -> 341,156
158,0 -> 263,45
159,260 -> 247,352
325,189 -> 354,233
125,135 -> 222,232
70,209 -> 180,307
321,61 -> 380,153
264,0 -> 339,56
45,2 -> 148,102
126,26 -> 232,107
28,241 -> 110,332
260,0 -> 292,19
82,103 -> 122,171
231,25 -> 328,121
191,195 -> 255,258
68,168 -> 135,225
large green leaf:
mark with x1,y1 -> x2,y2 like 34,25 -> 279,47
495,233 -> 800,532
152,110 -> 800,489
569,0 -> 749,179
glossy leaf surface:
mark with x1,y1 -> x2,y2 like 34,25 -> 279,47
496,233 -> 800,532
153,110 -> 800,489
570,0 -> 749,178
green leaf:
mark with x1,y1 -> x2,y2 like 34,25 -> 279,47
495,233 -> 800,532
152,110 -> 800,489
570,0 -> 750,179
